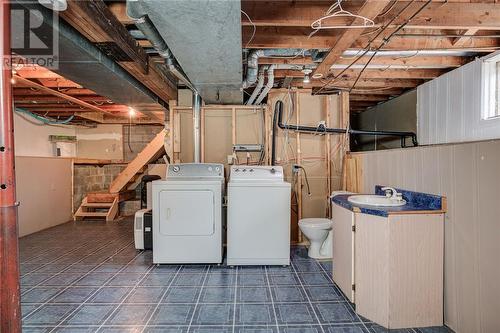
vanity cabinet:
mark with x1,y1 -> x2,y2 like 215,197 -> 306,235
332,195 -> 445,329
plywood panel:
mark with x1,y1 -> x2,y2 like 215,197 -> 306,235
235,107 -> 265,165
179,109 -> 194,163
354,139 -> 500,333
204,109 -> 232,167
299,92 -> 328,218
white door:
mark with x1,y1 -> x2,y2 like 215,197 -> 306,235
158,190 -> 214,236
332,204 -> 355,302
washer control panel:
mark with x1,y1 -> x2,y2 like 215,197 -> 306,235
230,165 -> 284,182
167,163 -> 224,179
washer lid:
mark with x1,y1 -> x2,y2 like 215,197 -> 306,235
298,218 -> 332,228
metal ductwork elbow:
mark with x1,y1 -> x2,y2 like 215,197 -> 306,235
242,50 -> 264,89
246,66 -> 266,105
254,65 -> 275,105
127,2 -> 196,92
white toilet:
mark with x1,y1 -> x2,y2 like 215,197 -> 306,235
298,218 -> 333,259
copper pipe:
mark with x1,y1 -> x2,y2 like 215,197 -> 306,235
0,0 -> 22,331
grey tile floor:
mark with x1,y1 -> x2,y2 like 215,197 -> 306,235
19,219 -> 454,333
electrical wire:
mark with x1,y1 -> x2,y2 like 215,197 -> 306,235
348,0 -> 432,92
313,0 -> 417,95
15,107 -> 74,125
294,165 -> 311,196
241,10 -> 256,48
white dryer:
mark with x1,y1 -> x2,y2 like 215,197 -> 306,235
152,163 -> 224,264
227,165 -> 291,265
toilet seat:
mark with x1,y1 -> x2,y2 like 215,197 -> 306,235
299,218 -> 332,229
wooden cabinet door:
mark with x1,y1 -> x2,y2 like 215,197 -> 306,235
332,204 -> 355,302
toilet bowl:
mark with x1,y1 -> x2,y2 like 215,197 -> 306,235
298,218 -> 333,259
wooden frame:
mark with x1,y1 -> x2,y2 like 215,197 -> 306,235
169,104 -> 267,166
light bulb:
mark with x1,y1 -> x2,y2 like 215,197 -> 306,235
128,107 -> 136,117
303,74 -> 310,84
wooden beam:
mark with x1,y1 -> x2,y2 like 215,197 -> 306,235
350,94 -> 392,102
241,2 -> 500,30
62,0 -> 148,73
452,28 -> 480,47
107,2 -> 134,25
13,95 -> 111,103
77,112 -> 104,123
243,27 -> 500,50
259,55 -> 470,68
307,0 -> 391,78
13,76 -> 117,118
14,88 -> 97,96
275,68 -> 446,79
293,78 -> 423,89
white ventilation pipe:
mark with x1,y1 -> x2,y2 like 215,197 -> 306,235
242,50 -> 264,89
246,66 -> 266,105
254,65 -> 275,105
192,92 -> 202,163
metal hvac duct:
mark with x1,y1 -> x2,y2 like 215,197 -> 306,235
127,0 -> 243,104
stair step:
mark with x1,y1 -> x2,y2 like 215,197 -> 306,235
74,212 -> 108,218
82,202 -> 113,208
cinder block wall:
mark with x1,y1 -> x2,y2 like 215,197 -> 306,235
72,164 -> 126,212
123,125 -> 163,162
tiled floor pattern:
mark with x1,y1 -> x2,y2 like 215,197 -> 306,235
19,219 -> 454,333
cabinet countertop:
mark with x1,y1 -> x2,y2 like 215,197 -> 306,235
332,185 -> 446,217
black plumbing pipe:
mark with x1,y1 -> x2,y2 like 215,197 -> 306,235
271,100 -> 418,164
271,103 -> 279,166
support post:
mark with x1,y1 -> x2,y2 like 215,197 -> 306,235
295,91 -> 303,243
192,92 -> 202,163
0,0 -> 22,331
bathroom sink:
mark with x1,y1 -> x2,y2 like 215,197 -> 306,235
348,195 -> 406,207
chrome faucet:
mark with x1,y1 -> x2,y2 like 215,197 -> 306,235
381,186 -> 403,201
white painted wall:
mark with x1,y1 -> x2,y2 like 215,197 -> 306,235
354,140 -> 500,333
14,112 -> 76,157
76,124 -> 123,160
417,58 -> 500,145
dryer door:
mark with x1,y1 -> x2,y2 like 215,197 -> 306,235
158,189 -> 215,236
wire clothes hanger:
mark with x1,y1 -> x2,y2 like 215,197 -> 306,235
310,0 -> 375,31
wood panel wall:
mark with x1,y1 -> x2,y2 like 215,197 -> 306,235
351,140 -> 500,333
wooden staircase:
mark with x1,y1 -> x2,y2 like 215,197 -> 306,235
109,130 -> 166,193
74,130 -> 167,222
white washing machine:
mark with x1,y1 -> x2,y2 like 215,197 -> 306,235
227,165 -> 291,265
152,163 -> 224,264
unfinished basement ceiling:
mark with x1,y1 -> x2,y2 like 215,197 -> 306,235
127,0 -> 243,104
9,0 -> 500,120
12,1 -> 168,117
